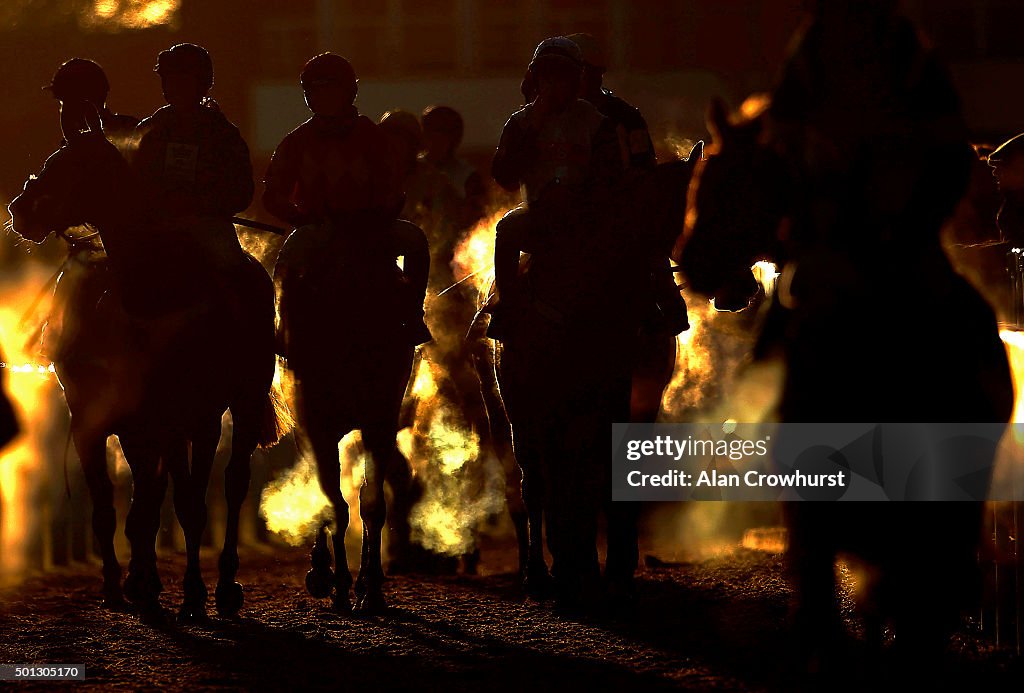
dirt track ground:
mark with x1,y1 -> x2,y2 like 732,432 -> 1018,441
0,545 -> 1020,691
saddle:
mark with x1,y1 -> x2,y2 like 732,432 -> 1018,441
275,223 -> 411,369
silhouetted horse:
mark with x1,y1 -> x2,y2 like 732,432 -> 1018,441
8,121 -> 284,619
679,8 -> 1013,670
276,218 -> 427,614
493,147 -> 701,606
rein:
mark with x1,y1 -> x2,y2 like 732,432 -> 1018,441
16,226 -> 105,336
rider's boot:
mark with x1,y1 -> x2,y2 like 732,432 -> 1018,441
485,299 -> 515,341
403,304 -> 433,346
653,270 -> 689,335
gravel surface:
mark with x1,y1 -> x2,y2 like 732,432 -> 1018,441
0,546 -> 1018,691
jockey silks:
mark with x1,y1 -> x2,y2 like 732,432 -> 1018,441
493,98 -> 618,203
131,103 -> 254,220
263,110 -> 399,222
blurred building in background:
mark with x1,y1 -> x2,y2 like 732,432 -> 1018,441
1,0 -> 1024,204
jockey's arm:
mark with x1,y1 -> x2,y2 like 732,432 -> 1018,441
262,136 -> 312,228
198,126 -> 254,217
491,116 -> 538,193
367,121 -> 406,218
388,220 -> 430,303
127,124 -> 165,209
588,117 -> 626,192
622,111 -> 657,171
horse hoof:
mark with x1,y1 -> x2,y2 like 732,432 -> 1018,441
332,593 -> 352,614
353,590 -> 387,617
101,588 -> 125,610
177,603 -> 209,624
305,569 -> 334,599
524,569 -> 553,600
124,570 -> 162,607
215,581 -> 244,617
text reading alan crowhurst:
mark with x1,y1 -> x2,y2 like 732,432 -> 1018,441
612,423 -> 1017,502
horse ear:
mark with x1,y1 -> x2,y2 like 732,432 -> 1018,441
706,98 -> 731,145
688,140 -> 705,162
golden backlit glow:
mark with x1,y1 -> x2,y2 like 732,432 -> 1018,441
739,93 -> 772,121
995,330 -> 1024,499
399,352 -> 504,557
258,432 -> 365,548
258,452 -> 332,547
0,262 -> 59,584
751,261 -> 779,297
1000,329 -> 1024,425
663,135 -> 700,161
661,294 -> 718,415
450,208 -> 503,300
741,526 -> 788,553
81,0 -> 180,30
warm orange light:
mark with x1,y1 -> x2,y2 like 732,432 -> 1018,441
81,0 -> 180,31
0,262 -> 60,583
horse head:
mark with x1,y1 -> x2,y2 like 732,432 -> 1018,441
8,102 -> 132,246
636,141 -> 704,256
676,98 -> 786,311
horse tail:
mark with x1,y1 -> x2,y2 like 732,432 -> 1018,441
256,366 -> 295,448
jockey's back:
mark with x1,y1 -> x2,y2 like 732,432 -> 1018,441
131,103 -> 254,221
493,97 -> 619,204
264,111 -> 398,224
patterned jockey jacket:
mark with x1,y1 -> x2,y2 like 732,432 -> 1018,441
264,109 -> 400,222
131,103 -> 254,220
492,98 -> 621,204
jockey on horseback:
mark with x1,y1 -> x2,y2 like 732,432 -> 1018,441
45,58 -> 138,154
568,32 -> 688,337
130,43 -> 252,297
421,105 -> 488,228
378,108 -> 461,235
262,53 -> 431,348
488,36 -> 623,340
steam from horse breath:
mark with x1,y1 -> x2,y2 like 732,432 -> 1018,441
0,256 -> 62,583
257,211 -> 509,560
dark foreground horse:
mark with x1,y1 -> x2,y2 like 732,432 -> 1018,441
494,148 -> 700,606
679,8 -> 1013,672
8,125 -> 284,619
276,219 -> 427,614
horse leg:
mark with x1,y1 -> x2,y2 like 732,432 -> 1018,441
307,427 -> 353,612
785,504 -> 843,670
504,458 -> 530,582
172,420 -> 219,620
512,429 -> 550,598
381,444 -> 419,573
477,340 -> 530,577
353,425 -> 392,615
119,433 -> 167,613
216,410 -> 258,617
74,426 -> 121,606
603,332 -> 673,593
498,354 -> 551,595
